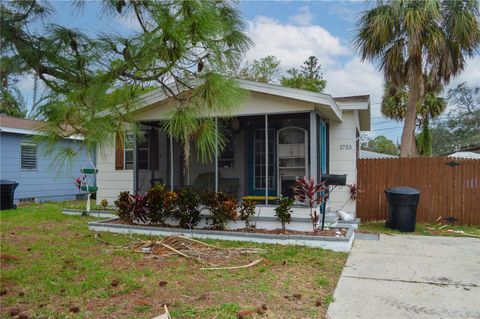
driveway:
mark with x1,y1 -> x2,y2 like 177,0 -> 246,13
327,234 -> 480,319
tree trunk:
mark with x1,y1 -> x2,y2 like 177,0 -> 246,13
400,76 -> 420,157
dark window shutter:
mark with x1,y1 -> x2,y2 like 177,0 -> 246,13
115,133 -> 124,170
151,128 -> 159,170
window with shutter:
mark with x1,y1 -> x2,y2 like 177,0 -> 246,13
21,143 -> 37,170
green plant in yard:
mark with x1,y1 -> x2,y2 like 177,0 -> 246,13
146,184 -> 177,224
100,199 -> 108,210
274,196 -> 295,231
239,199 -> 257,229
114,191 -> 148,224
174,188 -> 202,229
201,191 -> 237,230
114,191 -> 132,222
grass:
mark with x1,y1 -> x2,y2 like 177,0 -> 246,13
359,220 -> 480,237
0,202 -> 347,318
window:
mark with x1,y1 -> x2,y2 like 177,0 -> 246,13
218,135 -> 235,168
21,143 -> 37,170
124,133 -> 134,170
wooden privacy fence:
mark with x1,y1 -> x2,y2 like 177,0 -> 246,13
357,157 -> 480,224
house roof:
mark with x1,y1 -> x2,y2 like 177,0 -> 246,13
0,115 -> 45,135
360,150 -> 398,159
0,115 -> 82,140
121,79 -> 371,131
456,144 -> 480,154
333,95 -> 371,131
448,151 -> 480,159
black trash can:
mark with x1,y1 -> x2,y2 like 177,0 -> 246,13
385,187 -> 420,232
0,180 -> 19,210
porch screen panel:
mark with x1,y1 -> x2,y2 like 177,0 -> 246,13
253,129 -> 275,190
135,124 -> 169,194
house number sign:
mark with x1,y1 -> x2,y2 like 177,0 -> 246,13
340,144 -> 352,150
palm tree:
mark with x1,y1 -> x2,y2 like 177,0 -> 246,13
382,76 -> 446,156
356,0 -> 480,157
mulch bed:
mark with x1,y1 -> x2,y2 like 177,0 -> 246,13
107,220 -> 348,237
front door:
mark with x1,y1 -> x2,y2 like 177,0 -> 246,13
247,128 -> 276,196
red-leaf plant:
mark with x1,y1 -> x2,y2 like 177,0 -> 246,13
127,193 -> 149,224
337,183 -> 361,211
294,176 -> 328,232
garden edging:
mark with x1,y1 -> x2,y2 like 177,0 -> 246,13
88,218 -> 355,252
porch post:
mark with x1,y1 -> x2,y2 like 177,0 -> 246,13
215,117 -> 219,193
133,131 -> 138,193
169,134 -> 174,192
265,114 -> 268,205
310,111 -> 317,183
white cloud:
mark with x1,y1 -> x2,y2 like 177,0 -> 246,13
289,6 -> 314,26
245,15 -> 382,102
324,58 -> 384,115
446,55 -> 480,91
245,16 -> 350,69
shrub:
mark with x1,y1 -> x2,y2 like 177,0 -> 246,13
274,196 -> 295,231
239,199 -> 256,229
127,193 -> 149,224
100,199 -> 109,210
115,191 -> 132,222
146,184 -> 177,224
174,188 -> 201,229
201,191 -> 237,230
294,176 -> 328,232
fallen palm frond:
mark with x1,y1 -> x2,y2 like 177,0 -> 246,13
126,235 -> 264,269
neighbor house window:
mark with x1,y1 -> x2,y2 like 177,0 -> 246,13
124,133 -> 134,170
21,143 -> 37,170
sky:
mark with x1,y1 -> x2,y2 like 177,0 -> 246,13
17,0 -> 480,143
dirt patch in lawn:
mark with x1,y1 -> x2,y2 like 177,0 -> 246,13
1,202 -> 347,319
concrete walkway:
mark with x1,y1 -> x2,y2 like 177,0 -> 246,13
327,235 -> 480,319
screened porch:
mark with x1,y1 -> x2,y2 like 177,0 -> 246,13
133,112 -> 329,205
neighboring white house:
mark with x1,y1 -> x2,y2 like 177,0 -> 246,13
96,79 -> 370,217
359,150 -> 398,159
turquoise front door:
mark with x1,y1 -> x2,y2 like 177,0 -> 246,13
247,128 -> 276,196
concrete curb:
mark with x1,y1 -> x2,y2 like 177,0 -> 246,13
88,218 -> 355,252
62,209 -> 117,219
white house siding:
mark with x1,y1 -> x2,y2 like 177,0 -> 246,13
134,91 -> 316,122
328,110 -> 358,214
96,138 -> 133,205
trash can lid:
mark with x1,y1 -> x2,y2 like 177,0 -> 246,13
0,180 -> 18,185
385,187 -> 420,195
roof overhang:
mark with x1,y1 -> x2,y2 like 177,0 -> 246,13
112,79 -> 345,123
333,95 -> 371,131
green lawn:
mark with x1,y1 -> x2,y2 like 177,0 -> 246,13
0,202 -> 347,319
359,220 -> 480,237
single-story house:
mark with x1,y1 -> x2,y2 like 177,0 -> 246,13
447,151 -> 480,159
359,150 -> 398,159
96,80 -> 370,218
0,115 -> 89,203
